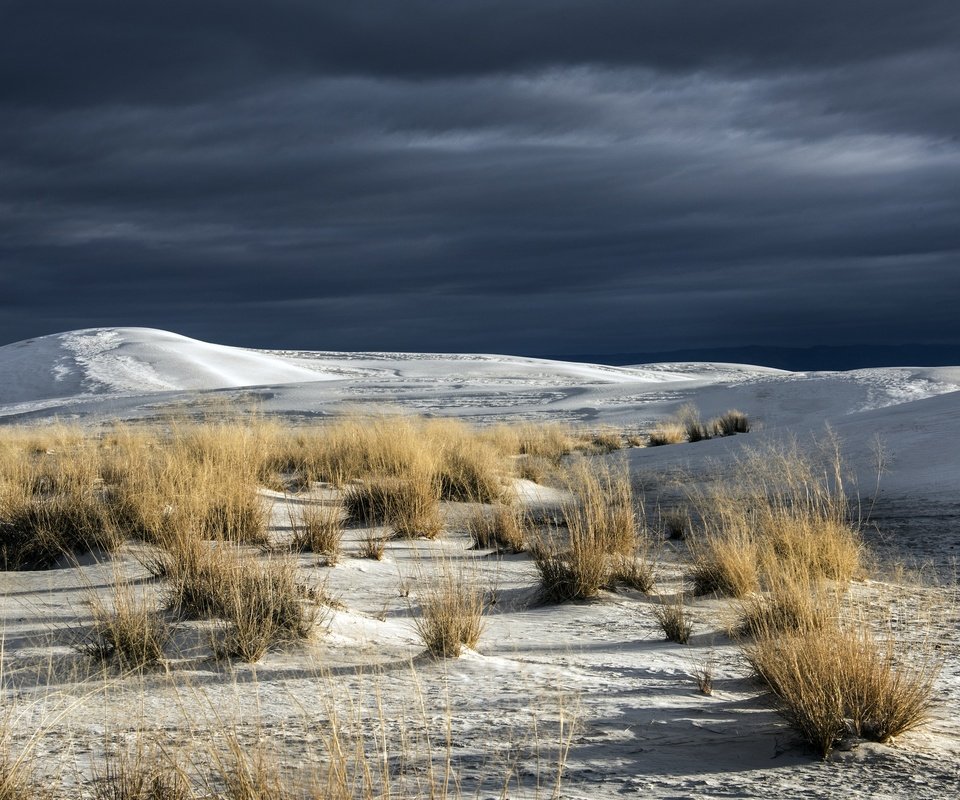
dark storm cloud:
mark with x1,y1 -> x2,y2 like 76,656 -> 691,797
1,1 -> 959,355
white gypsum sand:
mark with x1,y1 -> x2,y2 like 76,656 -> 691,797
0,327 -> 958,798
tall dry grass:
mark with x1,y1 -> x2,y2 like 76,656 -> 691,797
745,622 -> 941,757
79,582 -> 170,671
412,567 -> 487,658
533,461 -> 654,602
688,439 -> 861,599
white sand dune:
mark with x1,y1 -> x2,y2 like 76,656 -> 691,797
0,327 -> 336,405
2,327 -> 960,798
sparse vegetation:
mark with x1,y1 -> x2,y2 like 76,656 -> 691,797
467,503 -> 527,552
79,583 -> 170,670
344,474 -> 442,539
653,594 -> 693,644
745,623 -> 940,757
289,501 -> 344,562
412,567 -> 486,658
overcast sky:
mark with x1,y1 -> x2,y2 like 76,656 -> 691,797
2,1 -> 959,356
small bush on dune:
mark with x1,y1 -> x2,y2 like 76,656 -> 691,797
531,531 -> 609,604
673,404 -> 710,443
467,503 -> 527,552
213,557 -> 320,662
688,440 -> 861,596
736,574 -> 836,638
609,553 -> 655,593
711,409 -> 750,436
413,568 -> 486,658
289,502 -> 343,562
647,423 -> 686,447
357,531 -> 386,560
345,475 -> 442,539
689,526 -> 761,597
653,594 -> 692,644
744,624 -> 940,757
80,584 -> 170,671
94,745 -> 193,800
0,489 -> 118,570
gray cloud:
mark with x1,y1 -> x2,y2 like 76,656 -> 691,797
1,2 -> 958,358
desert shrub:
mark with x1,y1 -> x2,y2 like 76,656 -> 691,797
467,503 -> 527,553
80,584 -> 170,670
576,429 -> 622,454
564,461 -> 638,558
345,475 -> 442,539
676,405 -> 710,443
736,574 -> 835,638
0,489 -> 117,570
486,423 -> 573,463
412,569 -> 486,658
653,594 -> 692,643
531,530 -> 609,604
289,502 -> 343,562
647,423 -> 686,447
744,624 -> 940,757
693,656 -> 714,695
689,526 -> 761,597
661,508 -> 690,540
610,554 -> 655,593
213,557 -> 320,662
357,531 -> 386,560
515,455 -> 550,483
711,409 -> 750,436
94,746 -> 193,800
688,440 -> 861,596
430,421 -> 505,502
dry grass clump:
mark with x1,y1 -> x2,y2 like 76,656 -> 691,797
160,541 -> 319,659
653,594 -> 692,644
735,573 -> 836,638
412,568 -> 486,658
289,502 -> 344,562
93,746 -> 193,800
744,623 -> 940,757
531,533 -> 610,604
0,489 -> 117,570
647,406 -> 750,447
0,434 -> 119,569
533,461 -> 653,602
213,556 -> 320,662
576,429 -> 622,454
688,440 -> 861,598
689,526 -> 761,597
345,474 -> 442,539
486,422 -> 574,464
357,531 -> 386,560
712,409 -> 750,436
677,404 -> 710,443
79,584 -> 170,671
466,503 -> 527,553
647,423 -> 686,447
609,554 -> 655,593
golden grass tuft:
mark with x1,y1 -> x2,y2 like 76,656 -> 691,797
653,594 -> 692,643
647,423 -> 686,447
345,474 -> 442,539
289,501 -> 344,562
466,503 -> 527,553
412,568 -> 487,658
688,439 -> 861,597
79,583 -> 170,671
212,556 -> 321,662
744,623 -> 940,757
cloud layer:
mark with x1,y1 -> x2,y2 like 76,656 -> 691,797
2,1 -> 959,354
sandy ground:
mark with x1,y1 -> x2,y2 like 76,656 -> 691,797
2,327 -> 959,797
